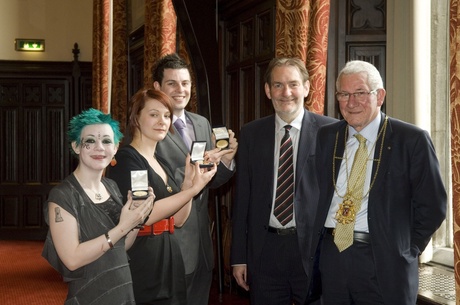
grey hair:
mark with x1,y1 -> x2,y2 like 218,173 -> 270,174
336,60 -> 383,91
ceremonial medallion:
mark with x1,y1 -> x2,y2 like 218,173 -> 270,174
335,198 -> 356,224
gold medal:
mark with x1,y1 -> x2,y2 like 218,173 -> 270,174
133,190 -> 148,197
216,139 -> 228,149
335,197 -> 356,224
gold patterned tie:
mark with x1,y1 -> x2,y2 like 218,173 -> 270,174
334,134 -> 368,252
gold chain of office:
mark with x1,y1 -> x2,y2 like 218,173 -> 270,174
332,116 -> 388,224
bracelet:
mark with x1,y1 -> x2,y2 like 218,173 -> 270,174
105,232 -> 114,249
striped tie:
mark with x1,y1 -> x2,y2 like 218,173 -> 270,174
274,125 -> 294,225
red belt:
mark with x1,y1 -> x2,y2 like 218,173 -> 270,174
137,217 -> 174,236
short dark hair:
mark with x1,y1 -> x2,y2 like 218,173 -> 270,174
152,53 -> 189,84
128,88 -> 174,137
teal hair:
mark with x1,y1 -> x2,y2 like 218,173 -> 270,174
68,108 -> 123,147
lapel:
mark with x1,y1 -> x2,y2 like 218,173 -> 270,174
333,121 -> 347,184
319,121 -> 347,211
370,113 -> 393,190
295,110 -> 314,185
169,124 -> 189,156
266,116 -> 277,202
186,111 -> 205,143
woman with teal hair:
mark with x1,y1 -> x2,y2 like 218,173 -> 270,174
42,108 -> 154,305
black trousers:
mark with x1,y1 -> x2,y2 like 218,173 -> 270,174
250,231 -> 309,305
184,255 -> 212,305
319,232 -> 384,305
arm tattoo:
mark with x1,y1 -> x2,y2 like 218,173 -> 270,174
54,207 -> 64,222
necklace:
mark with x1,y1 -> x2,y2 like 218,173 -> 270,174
74,173 -> 104,201
93,192 -> 102,201
332,116 -> 388,224
83,184 -> 103,200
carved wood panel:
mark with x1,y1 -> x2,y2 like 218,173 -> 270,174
327,0 -> 386,117
0,59 -> 92,240
220,0 -> 275,135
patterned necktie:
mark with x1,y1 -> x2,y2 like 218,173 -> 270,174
334,134 -> 368,252
274,125 -> 294,225
174,119 -> 190,149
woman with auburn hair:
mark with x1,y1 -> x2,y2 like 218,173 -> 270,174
107,88 -> 217,304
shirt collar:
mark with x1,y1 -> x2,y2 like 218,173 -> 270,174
275,109 -> 304,132
347,113 -> 382,144
173,114 -> 188,126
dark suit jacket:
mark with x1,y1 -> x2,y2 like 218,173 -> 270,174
230,109 -> 337,292
312,113 -> 447,304
156,111 -> 234,275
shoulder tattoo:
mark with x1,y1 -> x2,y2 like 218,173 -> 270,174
54,207 -> 64,222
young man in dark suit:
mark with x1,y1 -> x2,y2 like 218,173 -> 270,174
153,53 -> 237,305
231,57 -> 337,304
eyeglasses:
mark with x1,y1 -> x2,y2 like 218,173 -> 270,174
335,89 -> 378,102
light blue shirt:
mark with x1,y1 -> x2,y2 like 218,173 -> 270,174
324,114 -> 382,232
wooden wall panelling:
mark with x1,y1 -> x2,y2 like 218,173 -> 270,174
1,77 -> 69,239
0,51 -> 92,240
346,0 -> 386,82
257,60 -> 272,118
241,64 -> 256,126
173,0 -> 222,125
220,0 -> 275,135
128,25 -> 145,99
326,0 -> 387,118
226,69 -> 240,134
218,0 -> 276,287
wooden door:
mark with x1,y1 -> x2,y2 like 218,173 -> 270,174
0,58 -> 92,240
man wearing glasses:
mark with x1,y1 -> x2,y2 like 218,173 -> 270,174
311,60 -> 446,304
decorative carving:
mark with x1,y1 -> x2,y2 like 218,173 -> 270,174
257,10 -> 273,56
0,51 -> 92,240
0,85 -> 19,103
349,0 -> 386,34
241,18 -> 254,60
47,85 -> 65,104
348,45 -> 386,83
227,26 -> 239,65
24,86 -> 41,103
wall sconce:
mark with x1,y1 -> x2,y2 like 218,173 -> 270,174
15,39 -> 45,52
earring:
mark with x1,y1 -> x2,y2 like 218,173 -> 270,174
110,156 -> 117,166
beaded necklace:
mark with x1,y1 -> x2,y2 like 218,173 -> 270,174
332,116 -> 388,224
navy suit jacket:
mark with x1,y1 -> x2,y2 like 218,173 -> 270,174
156,111 -> 234,275
312,113 -> 447,304
231,109 -> 337,292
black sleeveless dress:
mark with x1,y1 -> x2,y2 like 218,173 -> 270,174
106,145 -> 187,305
